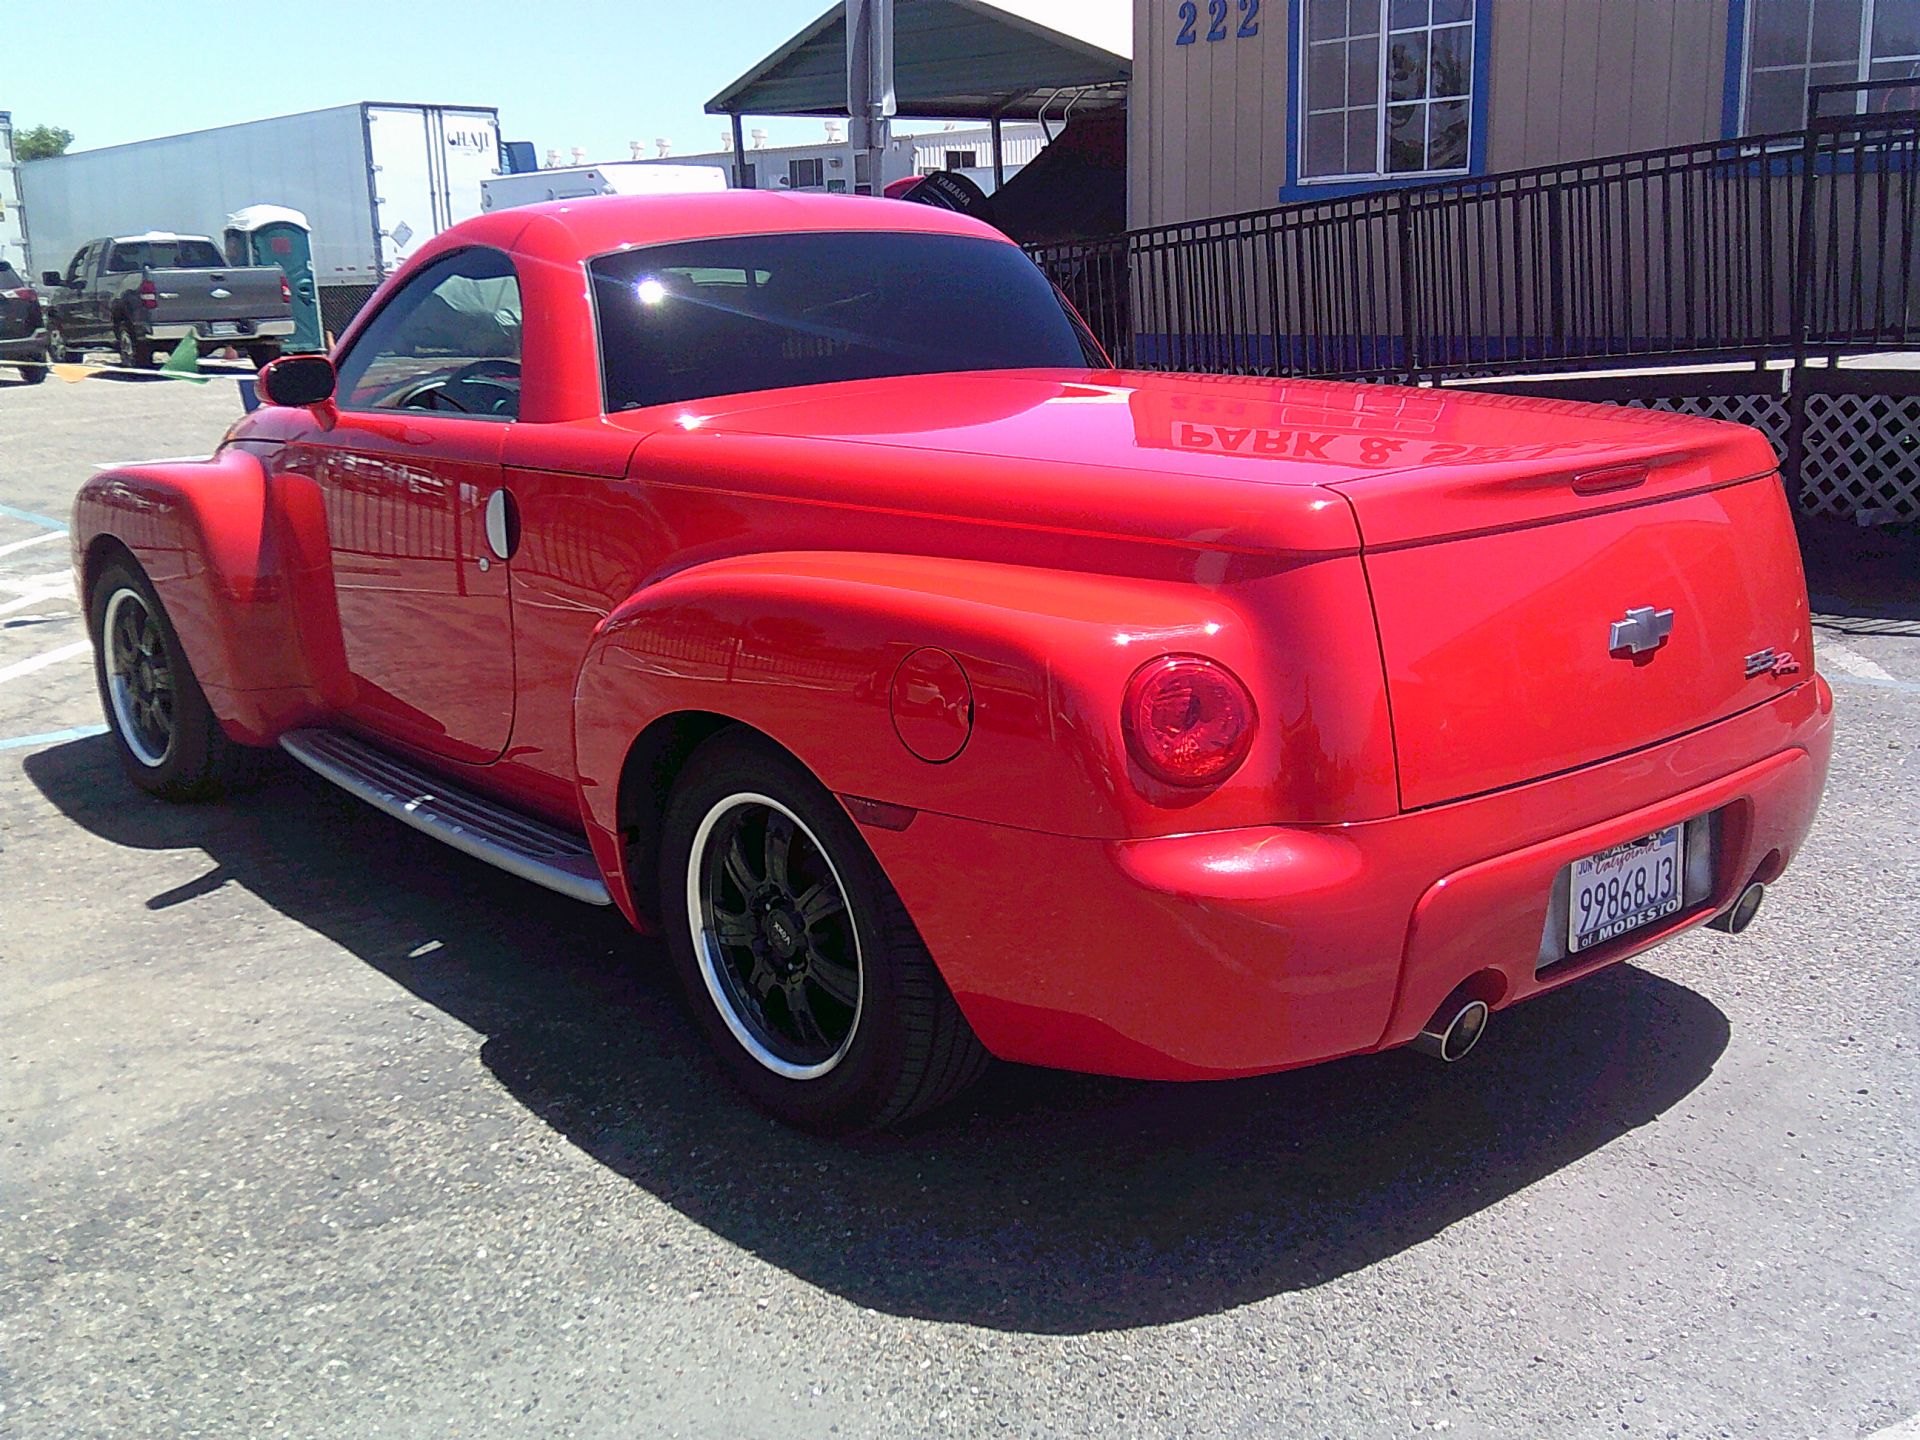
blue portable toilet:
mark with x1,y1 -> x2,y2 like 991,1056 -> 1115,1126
224,204 -> 324,353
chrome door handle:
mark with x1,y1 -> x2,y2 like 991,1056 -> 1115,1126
483,487 -> 518,561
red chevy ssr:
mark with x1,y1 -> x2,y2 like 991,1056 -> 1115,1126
71,193 -> 1832,1131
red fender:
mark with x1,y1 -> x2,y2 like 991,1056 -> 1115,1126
72,447 -> 336,744
568,549 -> 1398,920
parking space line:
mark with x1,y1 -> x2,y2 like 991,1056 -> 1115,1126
1819,636 -> 1897,682
0,502 -> 68,532
0,639 -> 90,685
1,570 -> 73,592
0,723 -> 107,752
1826,670 -> 1920,696
0,587 -> 74,617
0,531 -> 69,560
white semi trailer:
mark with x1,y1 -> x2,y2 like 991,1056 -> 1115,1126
18,102 -> 502,333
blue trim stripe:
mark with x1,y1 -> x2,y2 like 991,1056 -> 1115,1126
0,724 -> 107,752
0,502 -> 68,532
1722,0 -> 1750,138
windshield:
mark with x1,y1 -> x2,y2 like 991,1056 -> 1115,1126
589,230 -> 1103,413
107,239 -> 224,272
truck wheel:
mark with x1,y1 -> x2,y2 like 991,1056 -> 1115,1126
659,730 -> 990,1133
115,322 -> 154,370
90,558 -> 248,801
47,327 -> 73,363
20,354 -> 47,384
246,342 -> 282,369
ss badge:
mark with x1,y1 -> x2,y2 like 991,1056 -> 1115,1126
1744,647 -> 1801,679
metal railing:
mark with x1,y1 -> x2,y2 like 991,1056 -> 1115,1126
1028,103 -> 1919,384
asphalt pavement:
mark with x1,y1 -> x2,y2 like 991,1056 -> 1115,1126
1,366 -> 1916,1439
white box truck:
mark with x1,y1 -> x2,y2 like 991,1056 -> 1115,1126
0,111 -> 28,274
18,102 -> 502,335
481,161 -> 727,211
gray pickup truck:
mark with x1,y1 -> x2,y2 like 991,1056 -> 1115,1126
42,232 -> 294,370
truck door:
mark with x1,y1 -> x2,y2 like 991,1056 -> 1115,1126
281,244 -> 522,764
56,244 -> 95,347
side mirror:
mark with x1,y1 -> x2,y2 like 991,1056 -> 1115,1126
257,353 -> 336,407
41,271 -> 62,288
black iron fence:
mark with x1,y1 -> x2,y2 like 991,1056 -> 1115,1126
1028,105 -> 1919,384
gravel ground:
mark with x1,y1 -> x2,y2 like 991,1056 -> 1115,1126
1,369 -> 1915,1439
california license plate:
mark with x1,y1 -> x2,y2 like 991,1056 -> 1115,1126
205,321 -> 239,337
1567,824 -> 1685,953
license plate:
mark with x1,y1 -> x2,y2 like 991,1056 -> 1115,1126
205,321 -> 239,337
1567,824 -> 1685,953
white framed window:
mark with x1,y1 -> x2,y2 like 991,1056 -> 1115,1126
1742,0 -> 1920,133
786,157 -> 825,189
1299,0 -> 1475,183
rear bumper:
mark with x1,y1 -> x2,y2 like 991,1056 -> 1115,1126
861,678 -> 1833,1080
0,329 -> 47,357
148,319 -> 294,342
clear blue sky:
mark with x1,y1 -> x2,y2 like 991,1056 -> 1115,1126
2,0 -> 882,160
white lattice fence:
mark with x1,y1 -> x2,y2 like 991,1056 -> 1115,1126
1616,386 -> 1918,524
1797,390 -> 1920,523
1630,391 -> 1792,465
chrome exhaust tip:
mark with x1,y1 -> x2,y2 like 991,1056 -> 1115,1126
1411,998 -> 1490,1063
1708,882 -> 1765,935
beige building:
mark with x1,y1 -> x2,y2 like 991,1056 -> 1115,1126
1128,0 -> 1920,229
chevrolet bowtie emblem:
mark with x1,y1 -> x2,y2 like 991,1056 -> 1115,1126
1609,605 -> 1674,656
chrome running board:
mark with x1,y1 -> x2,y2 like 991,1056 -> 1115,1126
279,728 -> 612,906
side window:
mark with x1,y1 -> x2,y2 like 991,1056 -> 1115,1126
333,247 -> 523,419
66,246 -> 91,287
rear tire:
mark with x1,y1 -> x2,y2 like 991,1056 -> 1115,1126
115,322 -> 154,370
247,342 -> 281,369
658,730 -> 989,1133
90,558 -> 249,801
19,354 -> 47,384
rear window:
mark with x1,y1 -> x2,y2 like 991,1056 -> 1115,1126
589,231 -> 1101,412
107,239 -> 224,272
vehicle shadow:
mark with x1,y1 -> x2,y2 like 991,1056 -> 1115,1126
1799,512 -> 1920,628
25,736 -> 1731,1334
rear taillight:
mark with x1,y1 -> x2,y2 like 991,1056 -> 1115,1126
1122,655 -> 1256,788
0,285 -> 33,301
138,279 -> 159,310
279,275 -> 291,304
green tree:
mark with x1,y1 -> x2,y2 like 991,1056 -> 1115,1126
15,125 -> 74,162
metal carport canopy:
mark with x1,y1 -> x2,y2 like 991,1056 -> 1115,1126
706,0 -> 1130,121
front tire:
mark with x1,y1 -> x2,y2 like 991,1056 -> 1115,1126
90,558 -> 246,801
659,731 -> 989,1133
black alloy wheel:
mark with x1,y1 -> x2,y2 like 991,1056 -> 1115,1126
89,558 -> 252,801
659,730 -> 989,1132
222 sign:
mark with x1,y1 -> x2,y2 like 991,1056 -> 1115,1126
1177,0 -> 1259,44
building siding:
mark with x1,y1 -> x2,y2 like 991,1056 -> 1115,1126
1483,0 -> 1731,172
1130,0 -> 1736,230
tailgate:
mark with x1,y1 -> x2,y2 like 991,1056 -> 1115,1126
1338,436 -> 1812,810
147,267 -> 288,324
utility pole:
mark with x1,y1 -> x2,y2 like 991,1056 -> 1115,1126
846,0 -> 895,194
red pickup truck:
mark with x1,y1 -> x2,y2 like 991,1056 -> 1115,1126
68,192 -> 1831,1131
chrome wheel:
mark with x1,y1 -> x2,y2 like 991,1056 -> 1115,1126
687,792 -> 862,1080
103,587 -> 175,768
